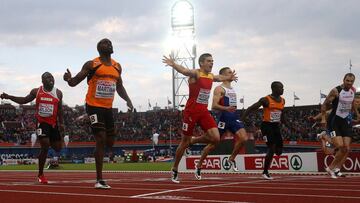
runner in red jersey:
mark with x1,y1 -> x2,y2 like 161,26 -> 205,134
1,72 -> 64,184
163,53 -> 237,183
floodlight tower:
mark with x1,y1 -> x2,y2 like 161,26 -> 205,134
170,0 -> 196,109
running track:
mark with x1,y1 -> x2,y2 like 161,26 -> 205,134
0,171 -> 359,203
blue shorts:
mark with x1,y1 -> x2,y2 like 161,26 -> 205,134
217,115 -> 245,135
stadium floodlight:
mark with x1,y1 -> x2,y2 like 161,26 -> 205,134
170,0 -> 196,109
171,0 -> 194,30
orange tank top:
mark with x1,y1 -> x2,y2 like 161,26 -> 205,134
85,57 -> 120,108
262,95 -> 285,123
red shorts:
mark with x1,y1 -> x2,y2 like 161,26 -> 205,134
182,110 -> 217,136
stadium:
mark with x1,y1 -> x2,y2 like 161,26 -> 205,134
1,0 -> 360,202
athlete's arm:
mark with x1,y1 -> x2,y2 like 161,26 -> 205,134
241,97 -> 268,121
63,61 -> 92,87
0,88 -> 37,104
162,55 -> 198,77
213,70 -> 238,82
212,86 -> 236,112
321,88 -> 338,124
57,89 -> 65,137
116,65 -> 133,112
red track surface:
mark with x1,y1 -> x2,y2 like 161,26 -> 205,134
0,171 -> 359,203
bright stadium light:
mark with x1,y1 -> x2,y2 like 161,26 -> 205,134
169,0 -> 196,109
171,0 -> 194,29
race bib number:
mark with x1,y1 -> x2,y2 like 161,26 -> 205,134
95,80 -> 116,99
218,121 -> 225,129
38,103 -> 54,117
196,88 -> 210,104
228,92 -> 237,106
270,111 -> 281,122
89,114 -> 98,124
338,101 -> 352,114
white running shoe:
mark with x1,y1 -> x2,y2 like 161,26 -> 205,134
325,167 -> 338,179
334,168 -> 346,177
95,180 -> 111,189
262,173 -> 274,180
228,159 -> 239,172
194,165 -> 201,180
171,169 -> 180,183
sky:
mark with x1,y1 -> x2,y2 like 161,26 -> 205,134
0,0 -> 359,112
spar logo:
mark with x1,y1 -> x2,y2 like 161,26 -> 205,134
221,157 -> 232,171
244,155 -> 289,170
290,155 -> 302,170
185,157 -> 221,170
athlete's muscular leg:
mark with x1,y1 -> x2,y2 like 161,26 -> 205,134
94,131 -> 107,180
263,144 -> 276,174
106,130 -> 116,161
38,137 -> 50,176
328,136 -> 345,170
335,137 -> 352,169
196,128 -> 220,169
172,135 -> 192,171
229,128 -> 247,162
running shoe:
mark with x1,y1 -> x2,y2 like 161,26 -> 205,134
228,159 -> 239,172
195,165 -> 201,180
262,173 -> 274,180
325,167 -> 338,179
171,169 -> 180,183
334,169 -> 346,177
38,174 -> 48,184
94,180 -> 111,189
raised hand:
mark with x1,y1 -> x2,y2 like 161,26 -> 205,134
162,55 -> 176,67
63,68 -> 72,82
231,70 -> 238,82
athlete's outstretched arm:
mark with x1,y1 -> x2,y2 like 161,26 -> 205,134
162,55 -> 197,77
56,89 -> 65,137
241,97 -> 268,121
213,70 -> 238,82
116,71 -> 133,112
0,88 -> 37,104
321,88 -> 338,124
63,61 -> 92,87
212,86 -> 236,112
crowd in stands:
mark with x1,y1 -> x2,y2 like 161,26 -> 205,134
1,103 -> 359,145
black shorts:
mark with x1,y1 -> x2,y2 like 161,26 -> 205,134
327,115 -> 352,137
36,122 -> 61,142
86,104 -> 115,136
261,122 -> 283,148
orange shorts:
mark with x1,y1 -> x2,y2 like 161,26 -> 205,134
182,110 -> 217,136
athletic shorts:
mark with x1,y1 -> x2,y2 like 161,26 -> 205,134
86,104 -> 115,136
36,122 -> 61,142
260,122 -> 283,148
217,115 -> 245,135
327,115 -> 352,137
182,109 -> 217,136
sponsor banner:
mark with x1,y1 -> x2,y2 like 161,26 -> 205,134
2,158 -> 37,165
178,152 -> 318,172
185,157 -> 221,170
317,152 -> 360,172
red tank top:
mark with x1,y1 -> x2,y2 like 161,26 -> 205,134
35,86 -> 59,127
185,70 -> 214,112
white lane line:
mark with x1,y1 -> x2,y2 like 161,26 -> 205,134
130,179 -> 269,198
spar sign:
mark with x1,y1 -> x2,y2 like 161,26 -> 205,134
317,152 -> 360,172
